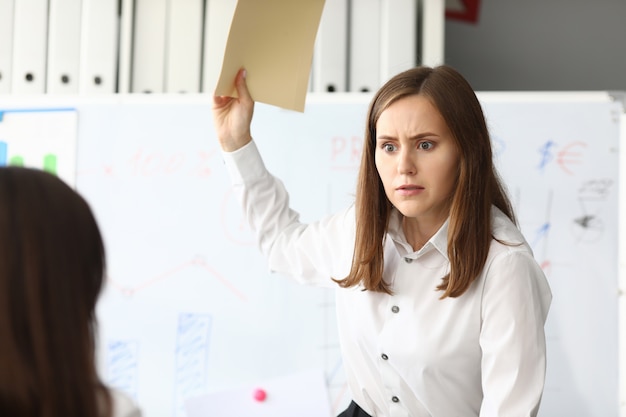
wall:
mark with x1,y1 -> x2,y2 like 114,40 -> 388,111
445,0 -> 626,91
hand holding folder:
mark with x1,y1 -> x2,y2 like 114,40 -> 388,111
213,0 -> 326,112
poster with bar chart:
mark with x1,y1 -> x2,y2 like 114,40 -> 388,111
0,108 -> 78,186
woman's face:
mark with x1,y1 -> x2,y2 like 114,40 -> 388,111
375,94 -> 460,226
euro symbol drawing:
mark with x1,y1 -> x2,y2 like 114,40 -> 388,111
556,141 -> 587,175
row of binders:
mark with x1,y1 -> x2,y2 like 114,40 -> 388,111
0,0 -> 443,95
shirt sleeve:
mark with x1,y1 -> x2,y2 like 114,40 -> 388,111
479,248 -> 552,417
221,141 -> 355,287
109,388 -> 142,417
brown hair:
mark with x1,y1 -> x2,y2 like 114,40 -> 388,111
334,65 -> 515,298
0,167 -> 111,416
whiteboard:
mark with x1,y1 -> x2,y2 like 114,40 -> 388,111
0,92 -> 621,417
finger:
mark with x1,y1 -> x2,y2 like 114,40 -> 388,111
213,95 -> 232,107
235,68 -> 253,103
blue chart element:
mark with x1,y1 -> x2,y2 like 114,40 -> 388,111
532,222 -> 551,249
537,140 -> 557,172
107,340 -> 140,401
174,313 -> 212,416
0,141 -> 6,166
0,108 -> 75,119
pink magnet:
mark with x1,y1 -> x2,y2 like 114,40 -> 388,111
253,388 -> 267,402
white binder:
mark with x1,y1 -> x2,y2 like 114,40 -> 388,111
202,0 -> 238,94
79,0 -> 119,94
165,0 -> 203,93
380,0 -> 417,82
348,0 -> 380,92
117,0 -> 134,93
421,0 -> 445,66
0,0 -> 14,94
131,0 -> 168,93
312,0 -> 348,92
47,0 -> 82,94
11,0 -> 49,94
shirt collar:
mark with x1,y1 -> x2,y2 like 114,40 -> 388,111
386,208 -> 450,260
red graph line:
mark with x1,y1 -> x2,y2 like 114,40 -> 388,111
106,256 -> 247,301
192,257 -> 248,302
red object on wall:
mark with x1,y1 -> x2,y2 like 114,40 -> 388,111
445,0 -> 481,24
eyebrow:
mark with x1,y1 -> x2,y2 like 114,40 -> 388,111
376,132 -> 440,141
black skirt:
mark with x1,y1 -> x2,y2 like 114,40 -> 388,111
337,401 -> 372,417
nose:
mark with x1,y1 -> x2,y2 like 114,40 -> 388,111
397,149 -> 416,175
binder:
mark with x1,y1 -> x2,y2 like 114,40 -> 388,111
380,0 -> 417,82
348,0 -> 380,92
131,0 -> 168,93
11,0 -> 49,94
47,0 -> 82,94
201,0 -> 238,93
165,0 -> 203,93
79,0 -> 119,94
312,0 -> 348,92
117,0 -> 134,93
0,0 -> 14,94
421,0 -> 445,66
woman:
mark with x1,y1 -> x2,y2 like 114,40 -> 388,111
0,167 -> 141,417
213,65 -> 552,416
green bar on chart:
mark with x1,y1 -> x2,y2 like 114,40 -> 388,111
43,154 -> 57,175
10,156 -> 24,166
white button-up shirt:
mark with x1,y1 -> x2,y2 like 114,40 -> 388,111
223,141 -> 552,417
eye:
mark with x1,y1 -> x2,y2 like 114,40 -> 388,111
418,141 -> 434,150
382,143 -> 397,152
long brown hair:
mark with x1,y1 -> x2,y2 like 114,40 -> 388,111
334,65 -> 515,298
0,167 -> 111,416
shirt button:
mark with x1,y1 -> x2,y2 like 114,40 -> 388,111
391,305 -> 399,313
404,257 -> 413,263
381,353 -> 388,360
392,396 -> 399,403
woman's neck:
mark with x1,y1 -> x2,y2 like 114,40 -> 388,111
402,215 -> 445,251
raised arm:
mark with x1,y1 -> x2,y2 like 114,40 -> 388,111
212,69 -> 354,287
212,68 -> 254,152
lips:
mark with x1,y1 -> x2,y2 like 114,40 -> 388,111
397,184 -> 423,191
396,184 -> 424,196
